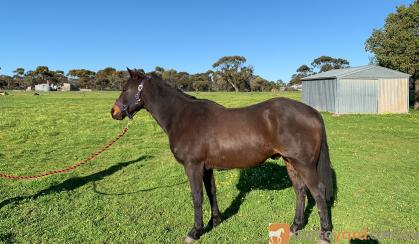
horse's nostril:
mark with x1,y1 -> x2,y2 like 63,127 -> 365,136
111,105 -> 122,117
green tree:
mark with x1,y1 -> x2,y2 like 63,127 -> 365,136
311,56 -> 349,73
365,0 -> 419,108
67,69 -> 96,89
95,68 -> 127,90
52,70 -> 69,85
0,75 -> 13,90
22,66 -> 55,87
23,70 -> 36,87
290,57 -> 350,85
13,67 -> 25,77
289,64 -> 313,85
13,67 -> 25,89
34,66 -> 54,83
276,79 -> 286,87
154,67 -> 179,88
250,76 -> 270,91
190,72 -> 212,91
212,56 -> 252,92
96,67 -> 117,90
155,66 -> 165,73
175,71 -> 191,91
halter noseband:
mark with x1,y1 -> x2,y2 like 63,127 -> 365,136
117,83 -> 144,119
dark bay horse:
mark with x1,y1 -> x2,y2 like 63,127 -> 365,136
111,69 -> 334,243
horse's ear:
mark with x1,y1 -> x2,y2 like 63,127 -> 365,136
127,68 -> 133,77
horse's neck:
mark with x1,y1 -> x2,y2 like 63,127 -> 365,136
143,80 -> 187,134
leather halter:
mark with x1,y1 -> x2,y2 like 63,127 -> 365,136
116,83 -> 144,119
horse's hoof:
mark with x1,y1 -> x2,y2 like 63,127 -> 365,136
212,216 -> 222,227
290,223 -> 300,237
317,239 -> 330,244
184,236 -> 197,244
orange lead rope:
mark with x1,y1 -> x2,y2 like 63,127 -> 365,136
0,123 -> 130,180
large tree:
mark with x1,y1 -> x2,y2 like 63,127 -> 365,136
365,0 -> 419,108
250,76 -> 271,91
12,68 -> 25,89
95,67 -> 127,90
154,66 -> 179,88
0,75 -> 13,90
50,70 -> 69,85
212,56 -> 252,92
290,57 -> 350,85
311,56 -> 350,73
67,69 -> 96,89
190,72 -> 212,92
13,67 -> 25,77
30,66 -> 54,84
289,65 -> 313,85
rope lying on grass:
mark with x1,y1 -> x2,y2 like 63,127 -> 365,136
0,126 -> 129,180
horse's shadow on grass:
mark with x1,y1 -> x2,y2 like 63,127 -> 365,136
206,162 -> 338,233
92,179 -> 187,195
0,155 -> 151,210
350,236 -> 380,243
205,161 -> 302,235
219,162 -> 293,224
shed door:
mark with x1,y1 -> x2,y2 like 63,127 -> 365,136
377,78 -> 408,113
337,79 -> 378,114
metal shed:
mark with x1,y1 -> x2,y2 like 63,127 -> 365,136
301,65 -> 410,114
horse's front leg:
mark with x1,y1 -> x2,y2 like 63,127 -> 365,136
203,168 -> 221,228
184,162 -> 204,243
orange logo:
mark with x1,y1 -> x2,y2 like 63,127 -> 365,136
269,223 -> 290,244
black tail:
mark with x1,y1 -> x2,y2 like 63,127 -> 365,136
317,123 -> 334,203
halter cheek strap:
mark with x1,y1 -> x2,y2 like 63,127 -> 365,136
134,83 -> 143,104
117,83 -> 144,119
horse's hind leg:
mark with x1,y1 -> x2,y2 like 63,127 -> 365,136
294,162 -> 332,244
203,168 -> 221,228
285,161 -> 307,235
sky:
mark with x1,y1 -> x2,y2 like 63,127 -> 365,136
0,0 -> 414,82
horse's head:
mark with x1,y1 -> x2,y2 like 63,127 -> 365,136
111,68 -> 147,120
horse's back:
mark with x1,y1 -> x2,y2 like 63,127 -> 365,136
203,97 -> 322,168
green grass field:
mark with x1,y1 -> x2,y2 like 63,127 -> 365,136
0,91 -> 418,243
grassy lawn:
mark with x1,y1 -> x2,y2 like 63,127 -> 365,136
0,91 -> 418,243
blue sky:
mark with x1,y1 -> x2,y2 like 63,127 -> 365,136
0,0 -> 413,81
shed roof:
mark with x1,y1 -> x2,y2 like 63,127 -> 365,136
301,65 -> 410,81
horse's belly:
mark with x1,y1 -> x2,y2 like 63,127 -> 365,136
206,144 -> 272,169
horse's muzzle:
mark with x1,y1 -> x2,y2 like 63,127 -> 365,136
111,105 -> 124,120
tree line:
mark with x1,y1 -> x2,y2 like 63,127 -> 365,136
0,56 -> 285,92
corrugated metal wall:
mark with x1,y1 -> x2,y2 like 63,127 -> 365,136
377,78 -> 409,113
302,79 -> 336,112
336,79 -> 378,114
302,77 -> 409,114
